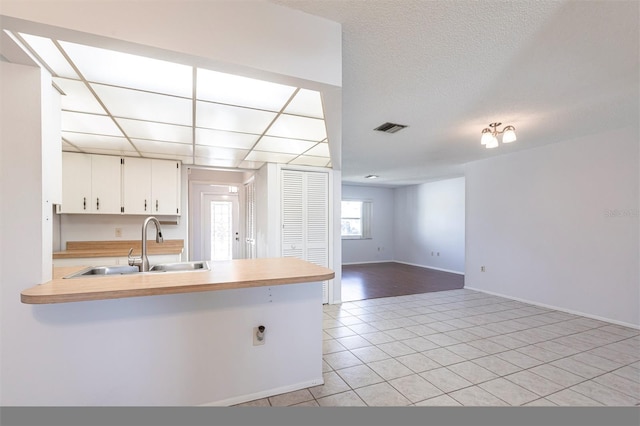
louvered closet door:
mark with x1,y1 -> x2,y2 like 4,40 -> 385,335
281,170 -> 304,260
281,169 -> 329,304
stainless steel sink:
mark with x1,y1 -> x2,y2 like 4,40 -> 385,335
148,261 -> 210,272
64,265 -> 140,278
63,261 -> 210,278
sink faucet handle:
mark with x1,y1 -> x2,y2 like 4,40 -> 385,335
128,248 -> 142,267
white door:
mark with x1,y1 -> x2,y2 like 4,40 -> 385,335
202,194 -> 240,261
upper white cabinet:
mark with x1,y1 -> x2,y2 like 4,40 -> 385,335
151,159 -> 181,215
60,152 -> 121,214
122,157 -> 152,215
61,153 -> 181,215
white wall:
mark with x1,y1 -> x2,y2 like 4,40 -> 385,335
0,2 -> 342,405
465,126 -> 639,327
0,0 -> 341,88
394,178 -> 466,274
341,184 -> 395,264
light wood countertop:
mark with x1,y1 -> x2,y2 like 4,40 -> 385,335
22,257 -> 335,304
53,240 -> 184,259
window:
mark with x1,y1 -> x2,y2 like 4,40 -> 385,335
341,200 -> 372,239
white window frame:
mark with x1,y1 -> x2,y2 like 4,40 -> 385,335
341,199 -> 372,240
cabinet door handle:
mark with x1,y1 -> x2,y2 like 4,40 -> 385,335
83,197 -> 86,210
96,198 -> 100,211
144,199 -> 147,211
156,200 -> 159,212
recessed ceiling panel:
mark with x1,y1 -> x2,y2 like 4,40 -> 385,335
195,128 -> 259,149
253,136 -> 316,155
304,142 -> 331,157
194,145 -> 249,160
266,114 -> 327,141
194,157 -> 241,168
144,153 -> 193,164
289,155 -> 331,167
61,132 -> 133,151
131,139 -> 193,156
238,160 -> 265,169
61,111 -> 123,136
284,89 -> 324,118
53,77 -> 105,114
116,118 -> 192,144
196,101 -> 276,134
18,33 -> 79,79
197,68 -> 296,111
92,84 -> 192,126
245,151 -> 297,163
59,40 -> 192,97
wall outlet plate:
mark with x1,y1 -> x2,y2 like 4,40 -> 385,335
253,327 -> 265,346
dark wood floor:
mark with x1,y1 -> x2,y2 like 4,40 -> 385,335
341,262 -> 464,302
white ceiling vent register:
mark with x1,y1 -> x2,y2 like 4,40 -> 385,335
373,122 -> 408,134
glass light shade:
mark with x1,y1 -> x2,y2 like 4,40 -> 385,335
502,126 -> 517,143
485,135 -> 499,148
480,128 -> 493,145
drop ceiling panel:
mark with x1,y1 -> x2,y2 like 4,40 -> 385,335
18,33 -> 79,79
238,160 -> 265,169
304,142 -> 331,157
266,114 -> 327,141
61,132 -> 133,151
289,155 -> 331,167
253,136 -> 317,154
53,77 -> 106,114
195,128 -> 259,149
132,139 -> 193,156
146,153 -> 194,164
92,84 -> 192,126
196,101 -> 276,134
81,148 -> 140,157
116,118 -> 192,144
61,111 -> 123,136
197,68 -> 296,111
194,145 -> 249,160
59,40 -> 192,97
284,89 -> 324,118
245,151 -> 297,163
194,157 -> 241,168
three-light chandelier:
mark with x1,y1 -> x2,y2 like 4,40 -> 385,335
481,122 -> 517,148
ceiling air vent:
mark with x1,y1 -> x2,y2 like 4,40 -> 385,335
374,122 -> 408,134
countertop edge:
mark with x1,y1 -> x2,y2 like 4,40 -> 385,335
21,258 -> 335,304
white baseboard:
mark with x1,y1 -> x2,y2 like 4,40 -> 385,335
394,260 -> 465,276
465,286 -> 640,330
342,260 -> 393,265
199,377 -> 324,406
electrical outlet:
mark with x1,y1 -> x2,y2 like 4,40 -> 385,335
253,326 -> 265,346
431,251 -> 434,256
481,266 -> 486,272
115,228 -> 122,238
437,252 -> 440,256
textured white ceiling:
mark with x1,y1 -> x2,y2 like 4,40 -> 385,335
271,0 -> 639,186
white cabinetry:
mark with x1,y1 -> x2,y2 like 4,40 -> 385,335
281,169 -> 329,303
61,153 -> 181,215
122,158 -> 180,215
151,159 -> 181,215
60,152 -> 121,214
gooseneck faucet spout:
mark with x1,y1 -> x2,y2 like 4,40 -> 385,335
128,216 -> 164,272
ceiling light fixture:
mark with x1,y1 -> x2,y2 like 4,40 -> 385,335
480,122 -> 516,149
365,174 -> 379,179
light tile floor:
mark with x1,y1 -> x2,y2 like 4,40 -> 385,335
236,289 -> 640,407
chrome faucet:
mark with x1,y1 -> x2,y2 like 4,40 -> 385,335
128,216 -> 164,272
